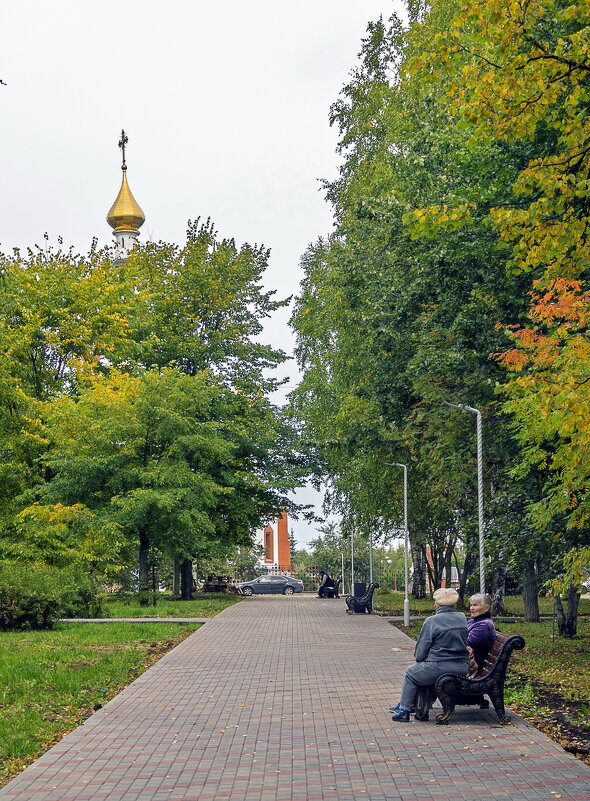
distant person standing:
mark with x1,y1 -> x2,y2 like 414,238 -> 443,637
317,570 -> 336,598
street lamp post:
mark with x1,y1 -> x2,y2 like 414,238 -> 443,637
387,462 -> 410,627
445,402 -> 485,594
350,529 -> 355,597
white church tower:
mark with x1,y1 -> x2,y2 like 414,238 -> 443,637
106,130 -> 145,263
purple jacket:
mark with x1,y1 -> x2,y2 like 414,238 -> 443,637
467,612 -> 496,670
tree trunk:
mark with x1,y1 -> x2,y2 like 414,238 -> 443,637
456,552 -> 475,606
521,563 -> 539,622
425,556 -> 435,595
555,583 -> 581,638
411,543 -> 426,599
180,558 -> 193,601
138,529 -> 150,606
491,565 -> 507,616
429,545 -> 441,589
443,539 -> 455,590
172,556 -> 181,598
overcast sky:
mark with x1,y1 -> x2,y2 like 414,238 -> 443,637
1,0 -> 404,546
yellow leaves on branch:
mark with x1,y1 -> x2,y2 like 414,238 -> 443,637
411,0 -> 590,281
403,203 -> 475,238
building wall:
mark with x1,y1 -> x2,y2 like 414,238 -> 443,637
263,526 -> 274,564
257,512 -> 291,572
276,512 -> 291,571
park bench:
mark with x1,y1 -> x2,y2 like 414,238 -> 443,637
345,582 -> 379,614
202,575 -> 232,593
415,632 -> 526,725
323,579 -> 341,599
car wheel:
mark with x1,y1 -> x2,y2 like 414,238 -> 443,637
283,586 -> 294,595
242,587 -> 254,596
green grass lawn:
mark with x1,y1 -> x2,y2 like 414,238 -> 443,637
373,590 -> 590,618
96,592 -> 241,619
500,617 -> 590,759
0,622 -> 200,788
500,617 -> 590,703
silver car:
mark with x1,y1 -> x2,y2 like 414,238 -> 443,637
238,575 -> 304,595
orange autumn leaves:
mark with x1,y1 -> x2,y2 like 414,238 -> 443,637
499,279 -> 590,527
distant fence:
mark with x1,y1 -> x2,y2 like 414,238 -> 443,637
195,564 -> 408,595
285,568 -> 407,595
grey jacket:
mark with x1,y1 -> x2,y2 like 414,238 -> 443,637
414,605 -> 469,663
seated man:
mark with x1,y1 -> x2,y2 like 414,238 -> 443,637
317,570 -> 336,597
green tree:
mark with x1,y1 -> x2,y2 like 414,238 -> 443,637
122,219 -> 287,391
120,220 -> 293,593
0,242 -> 133,544
0,222 -> 301,594
290,8 -> 540,598
415,0 -> 590,626
25,369 -> 293,601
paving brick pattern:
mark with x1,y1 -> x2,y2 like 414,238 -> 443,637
2,596 -> 589,801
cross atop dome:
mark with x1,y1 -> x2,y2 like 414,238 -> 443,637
107,129 -> 145,262
119,129 -> 128,171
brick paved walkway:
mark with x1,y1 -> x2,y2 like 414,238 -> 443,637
2,596 -> 589,801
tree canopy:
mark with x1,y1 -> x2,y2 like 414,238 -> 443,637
0,221 -> 301,590
290,0 -> 590,626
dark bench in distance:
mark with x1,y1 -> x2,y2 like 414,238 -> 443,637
324,579 -> 341,599
345,582 -> 379,614
415,632 -> 525,725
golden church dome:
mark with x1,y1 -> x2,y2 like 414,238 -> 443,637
107,169 -> 145,233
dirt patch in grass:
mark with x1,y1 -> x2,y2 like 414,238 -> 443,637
85,640 -> 176,655
509,675 -> 590,766
68,659 -> 100,670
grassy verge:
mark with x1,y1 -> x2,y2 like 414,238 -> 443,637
0,622 -> 200,788
500,618 -> 590,702
96,592 -> 241,618
501,618 -> 590,763
374,590 -> 590,617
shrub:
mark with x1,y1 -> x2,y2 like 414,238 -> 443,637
60,571 -> 103,618
0,562 -> 102,630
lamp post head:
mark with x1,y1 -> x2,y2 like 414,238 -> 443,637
444,401 -> 467,410
443,401 -> 480,415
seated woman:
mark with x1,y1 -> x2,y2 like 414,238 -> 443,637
467,592 -> 496,674
390,587 -> 469,722
317,570 -> 336,597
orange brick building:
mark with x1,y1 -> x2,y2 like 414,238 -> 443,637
260,511 -> 291,572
